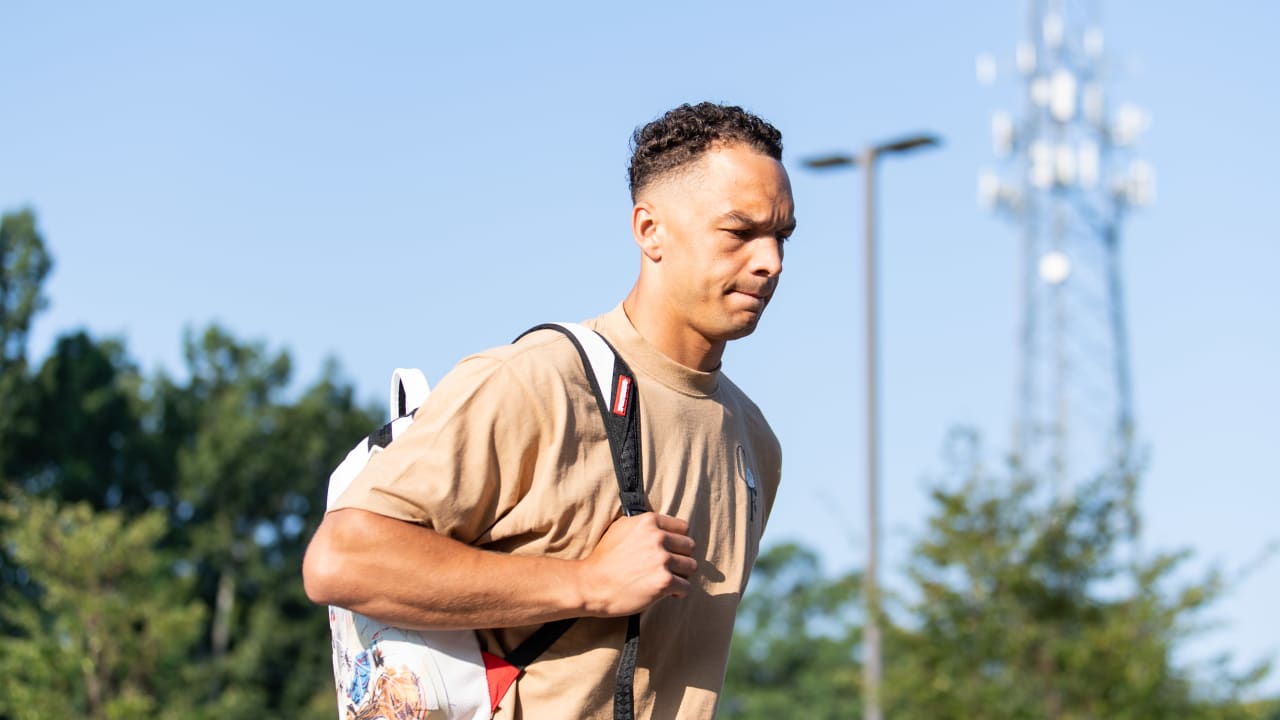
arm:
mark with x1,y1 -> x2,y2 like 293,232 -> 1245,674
302,506 -> 696,630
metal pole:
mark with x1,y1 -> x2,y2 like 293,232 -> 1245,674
801,134 -> 939,720
863,148 -> 883,720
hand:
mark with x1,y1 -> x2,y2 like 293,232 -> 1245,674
575,513 -> 697,617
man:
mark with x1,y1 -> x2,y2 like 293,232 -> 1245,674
303,101 -> 795,718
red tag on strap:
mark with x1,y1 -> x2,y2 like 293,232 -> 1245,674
612,375 -> 632,416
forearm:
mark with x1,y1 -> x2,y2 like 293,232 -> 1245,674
302,508 -> 587,630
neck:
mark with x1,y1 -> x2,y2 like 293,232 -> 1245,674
622,284 -> 725,372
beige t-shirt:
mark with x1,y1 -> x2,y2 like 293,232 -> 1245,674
332,304 -> 781,719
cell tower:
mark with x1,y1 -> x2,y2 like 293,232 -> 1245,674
977,0 -> 1153,496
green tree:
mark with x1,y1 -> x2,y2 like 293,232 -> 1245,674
0,206 -> 380,716
720,543 -> 863,718
0,208 -> 54,642
0,208 -> 51,370
721,429 -> 1270,718
1242,697 -> 1280,719
886,431 -> 1269,719
158,328 -> 378,718
1,326 -> 377,719
0,495 -> 205,720
10,332 -> 157,511
0,208 -> 52,476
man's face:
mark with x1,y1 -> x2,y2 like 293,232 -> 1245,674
642,143 -> 795,350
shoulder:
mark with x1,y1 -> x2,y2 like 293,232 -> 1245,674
461,326 -> 586,385
718,375 -> 776,434
427,326 -> 589,413
719,372 -> 782,463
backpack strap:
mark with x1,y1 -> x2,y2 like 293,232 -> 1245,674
613,612 -> 642,720
513,322 -> 647,720
518,323 -> 647,516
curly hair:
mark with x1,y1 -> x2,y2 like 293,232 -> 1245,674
627,102 -> 783,201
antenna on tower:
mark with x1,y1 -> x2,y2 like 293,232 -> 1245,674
977,0 -> 1151,512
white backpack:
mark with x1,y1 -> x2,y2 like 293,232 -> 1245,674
324,323 -> 648,720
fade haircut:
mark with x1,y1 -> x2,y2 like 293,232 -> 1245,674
627,102 -> 783,201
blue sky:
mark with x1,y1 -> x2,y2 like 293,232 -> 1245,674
4,1 -> 1277,693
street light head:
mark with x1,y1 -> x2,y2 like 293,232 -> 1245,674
878,134 -> 942,154
803,134 -> 941,172
803,154 -> 860,169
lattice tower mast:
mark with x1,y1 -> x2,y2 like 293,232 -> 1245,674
978,0 -> 1153,497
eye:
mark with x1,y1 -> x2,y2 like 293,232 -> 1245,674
727,228 -> 753,240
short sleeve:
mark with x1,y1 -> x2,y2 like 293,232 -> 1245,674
328,353 -> 548,544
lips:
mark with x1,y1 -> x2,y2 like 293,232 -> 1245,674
729,289 -> 771,312
729,285 -> 772,301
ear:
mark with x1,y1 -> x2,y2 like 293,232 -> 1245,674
631,201 -> 663,262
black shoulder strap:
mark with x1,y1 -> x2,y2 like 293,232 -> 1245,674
510,322 -> 647,720
518,322 -> 647,516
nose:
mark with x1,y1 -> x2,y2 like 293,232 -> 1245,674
751,236 -> 784,278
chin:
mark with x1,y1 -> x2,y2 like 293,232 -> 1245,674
719,317 -> 763,341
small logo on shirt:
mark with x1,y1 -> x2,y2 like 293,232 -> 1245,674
736,445 -> 758,522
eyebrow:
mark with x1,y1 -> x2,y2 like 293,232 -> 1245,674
717,211 -> 797,233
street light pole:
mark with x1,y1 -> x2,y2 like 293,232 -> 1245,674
861,146 -> 884,720
804,133 -> 941,720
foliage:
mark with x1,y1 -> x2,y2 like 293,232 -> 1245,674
0,208 -> 379,719
0,208 -> 52,475
160,330 -> 378,719
720,543 -> 862,718
0,496 -> 204,720
888,457 -> 1267,719
722,430 -> 1272,718
0,208 -> 51,369
8,332 -> 155,510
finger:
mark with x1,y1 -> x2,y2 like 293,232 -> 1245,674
652,514 -> 690,536
666,554 -> 698,579
666,575 -> 691,599
662,532 -> 696,556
